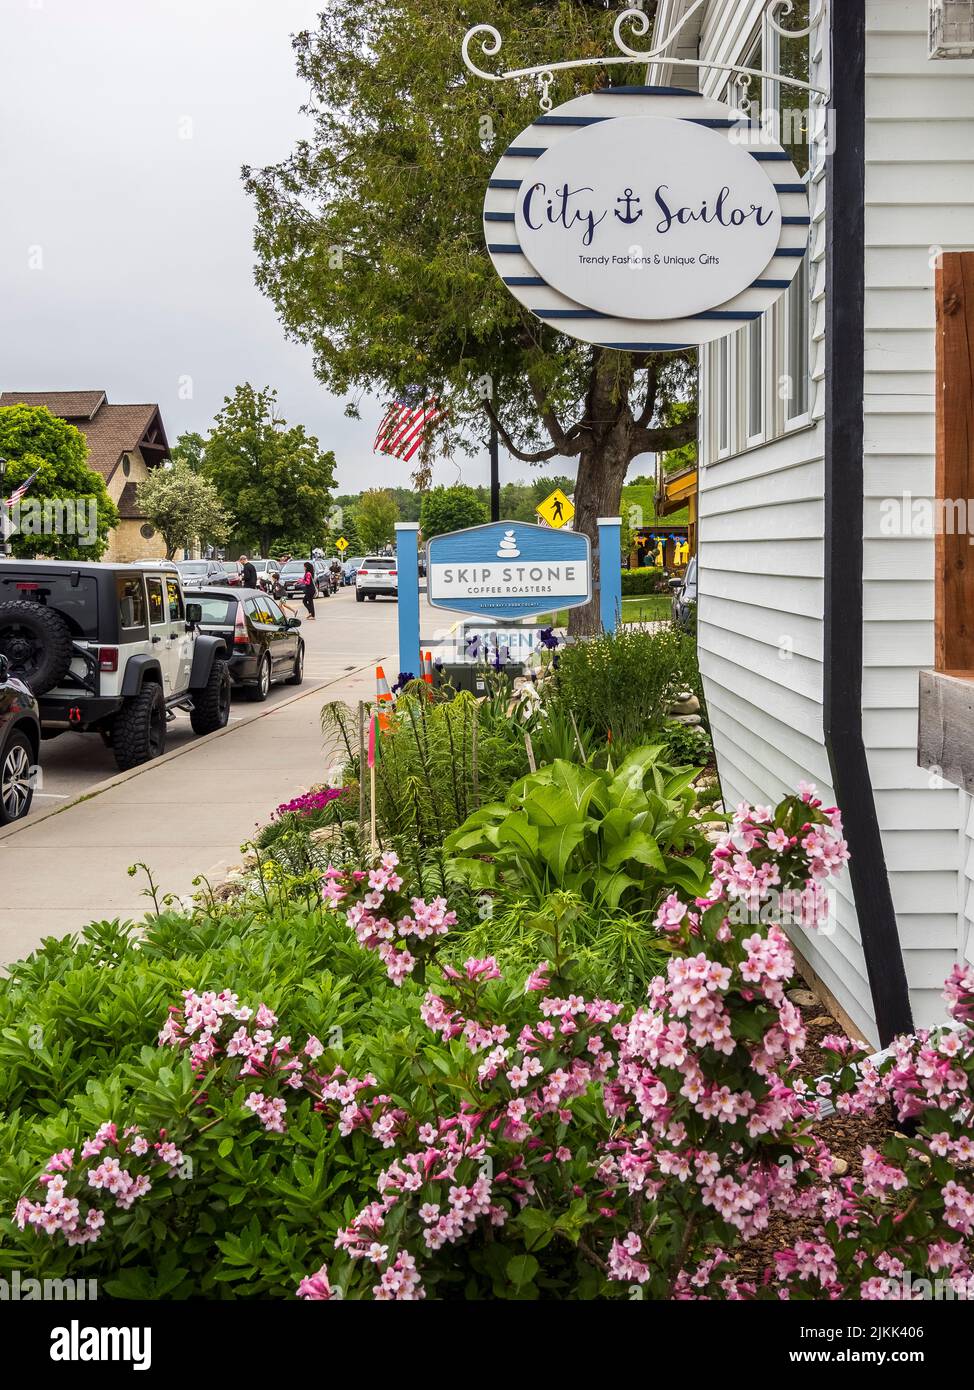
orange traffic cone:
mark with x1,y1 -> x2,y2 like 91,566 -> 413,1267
375,665 -> 394,731
422,651 -> 435,690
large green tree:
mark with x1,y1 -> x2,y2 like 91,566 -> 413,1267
137,462 -> 230,560
170,431 -> 207,474
420,485 -> 488,540
244,0 -> 695,632
354,489 -> 399,552
0,404 -> 119,559
203,385 -> 337,557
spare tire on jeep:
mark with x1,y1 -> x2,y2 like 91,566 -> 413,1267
0,599 -> 74,695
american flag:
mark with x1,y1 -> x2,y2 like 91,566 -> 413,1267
374,389 -> 444,463
2,465 -> 41,509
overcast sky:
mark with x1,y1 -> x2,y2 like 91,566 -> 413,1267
0,0 -> 583,494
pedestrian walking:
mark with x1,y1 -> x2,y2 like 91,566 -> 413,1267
301,561 -> 317,621
239,555 -> 257,588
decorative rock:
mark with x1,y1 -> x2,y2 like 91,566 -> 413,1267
670,695 -> 701,716
830,1158 -> 849,1177
670,714 -> 702,727
808,1015 -> 836,1028
786,988 -> 819,1008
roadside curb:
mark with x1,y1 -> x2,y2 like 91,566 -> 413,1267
0,656 -> 389,844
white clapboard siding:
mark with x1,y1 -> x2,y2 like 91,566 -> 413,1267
962,798 -> 974,967
690,0 -> 974,1044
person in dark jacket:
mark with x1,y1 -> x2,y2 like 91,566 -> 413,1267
301,561 -> 317,620
239,555 -> 258,589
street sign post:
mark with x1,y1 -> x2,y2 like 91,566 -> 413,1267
536,488 -> 574,530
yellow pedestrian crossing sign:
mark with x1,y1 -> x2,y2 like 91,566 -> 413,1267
335,537 -> 349,553
536,488 -> 575,530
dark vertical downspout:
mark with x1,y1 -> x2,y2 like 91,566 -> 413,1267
823,0 -> 914,1043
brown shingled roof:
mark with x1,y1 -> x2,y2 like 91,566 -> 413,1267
117,481 -> 146,520
0,391 -> 170,480
0,390 -> 106,421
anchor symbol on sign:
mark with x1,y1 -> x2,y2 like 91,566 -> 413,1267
614,189 -> 643,225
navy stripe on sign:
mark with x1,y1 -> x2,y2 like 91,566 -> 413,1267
484,212 -> 515,223
750,152 -> 793,162
753,279 -> 791,289
488,179 -> 522,190
686,119 -> 747,128
487,244 -> 522,254
775,183 -> 809,194
533,116 -> 609,127
503,147 -> 547,157
598,343 -> 693,351
533,309 -> 609,319
693,311 -> 762,321
504,277 -> 545,286
782,216 -> 811,225
775,247 -> 809,257
600,86 -> 703,97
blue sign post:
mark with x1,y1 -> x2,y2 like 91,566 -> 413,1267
598,515 -> 622,635
395,522 -> 421,680
426,520 -> 591,621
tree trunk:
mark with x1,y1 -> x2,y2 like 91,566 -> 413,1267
569,353 -> 636,637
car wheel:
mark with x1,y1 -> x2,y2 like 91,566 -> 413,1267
112,683 -> 167,770
191,660 -> 232,734
0,732 -> 35,824
249,654 -> 272,702
367,593 -> 377,601
285,642 -> 305,686
356,590 -> 365,603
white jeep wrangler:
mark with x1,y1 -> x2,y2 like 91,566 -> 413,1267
0,560 -> 231,770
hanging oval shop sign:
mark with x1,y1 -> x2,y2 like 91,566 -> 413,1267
484,88 -> 810,351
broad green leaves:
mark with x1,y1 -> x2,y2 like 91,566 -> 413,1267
444,749 -> 711,914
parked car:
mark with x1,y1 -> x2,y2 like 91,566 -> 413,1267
192,588 -> 304,700
278,559 -> 327,600
0,561 -> 230,770
176,559 -> 234,591
355,556 -> 398,602
670,556 -> 697,629
341,556 -> 363,585
0,651 -> 40,824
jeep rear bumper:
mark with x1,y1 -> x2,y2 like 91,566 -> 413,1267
39,696 -> 124,731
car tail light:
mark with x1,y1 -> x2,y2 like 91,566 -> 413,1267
358,568 -> 368,575
98,647 -> 118,673
234,605 -> 249,647
390,571 -> 397,578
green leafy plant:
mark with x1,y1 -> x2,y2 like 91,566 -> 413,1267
444,747 -> 711,912
554,626 -> 694,748
658,720 -> 713,768
621,565 -> 666,596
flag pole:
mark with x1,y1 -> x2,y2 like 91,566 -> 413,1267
0,459 -> 9,558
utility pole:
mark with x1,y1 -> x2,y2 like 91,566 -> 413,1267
489,415 -> 500,523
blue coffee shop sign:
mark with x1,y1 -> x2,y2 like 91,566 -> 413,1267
426,520 -> 592,621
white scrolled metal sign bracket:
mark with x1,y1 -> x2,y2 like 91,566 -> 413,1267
462,1 -> 829,106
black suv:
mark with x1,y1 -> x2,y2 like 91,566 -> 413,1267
0,650 -> 41,824
0,561 -> 230,771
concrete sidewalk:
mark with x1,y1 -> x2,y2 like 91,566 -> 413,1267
0,656 -> 390,965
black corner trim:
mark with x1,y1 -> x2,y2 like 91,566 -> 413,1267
823,0 -> 913,1044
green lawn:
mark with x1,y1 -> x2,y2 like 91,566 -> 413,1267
536,594 -> 671,628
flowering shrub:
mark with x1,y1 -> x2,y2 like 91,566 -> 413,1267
273,787 -> 348,820
321,851 -> 456,985
8,783 -> 974,1303
761,962 -> 974,1301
